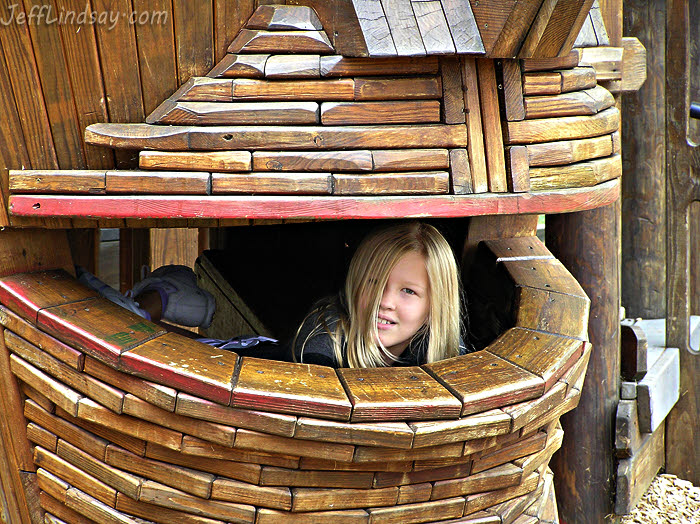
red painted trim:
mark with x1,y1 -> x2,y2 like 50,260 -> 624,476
8,180 -> 619,220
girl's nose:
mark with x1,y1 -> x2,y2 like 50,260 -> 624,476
380,288 -> 395,309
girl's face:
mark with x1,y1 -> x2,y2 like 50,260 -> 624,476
373,251 -> 431,359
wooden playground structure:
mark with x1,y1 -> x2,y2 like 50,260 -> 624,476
0,0 -> 697,523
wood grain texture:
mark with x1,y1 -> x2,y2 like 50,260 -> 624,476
147,101 -> 320,125
500,60 -> 525,122
523,85 -> 615,119
450,149 -> 473,195
333,172 -> 450,195
372,149 -> 450,171
208,53 -> 268,78
505,107 -> 619,144
246,5 -> 323,31
529,154 -> 621,190
231,357 -> 352,420
120,332 -> 238,405
235,428 -> 354,462
354,76 -> 443,100
0,270 -> 97,323
461,58 -> 488,193
320,101 -> 441,125
382,0 -> 426,56
424,350 -> 544,416
291,485 -> 398,512
338,366 -> 462,422
212,172 -> 333,195
256,508 -> 369,523
352,0 -> 396,56
0,229 -> 74,278
253,151 -> 372,172
37,298 -> 165,368
366,496 -> 465,523
431,462 -> 524,500
9,178 -> 621,221
105,170 -> 210,195
265,54 -> 321,78
211,476 -> 291,510
477,59 -> 507,192
471,431 -> 547,474
441,58 -> 466,124
319,56 -> 439,77
409,408 -> 513,447
294,418 -> 414,448
526,134 -> 614,166
228,29 -> 334,54
505,146 -> 529,192
140,151 -> 251,172
261,466 -> 373,488
9,170 -> 106,194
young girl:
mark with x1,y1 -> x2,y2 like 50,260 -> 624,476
290,222 -> 467,368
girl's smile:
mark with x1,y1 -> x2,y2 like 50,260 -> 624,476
374,251 -> 431,358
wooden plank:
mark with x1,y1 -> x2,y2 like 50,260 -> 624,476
213,172 -> 333,195
208,54 -> 268,78
353,441 -> 464,463
372,149 -> 449,171
614,420 -> 665,515
464,470 -> 539,515
0,229 -> 73,278
320,101 -> 441,125
477,59 -> 507,192
381,0 -> 426,56
211,477 -> 292,510
37,298 -> 165,368
121,332 -> 238,405
526,134 -> 614,166
25,401 -> 109,463
57,440 -> 142,501
9,170 -> 106,194
522,71 -> 562,95
175,392 -> 297,437
521,49 -> 580,72
398,482 -> 434,504
77,397 -> 182,451
146,442 -> 260,484
246,5 -> 323,30
450,149 -> 473,194
351,0 -> 397,56
84,356 -> 176,413
501,381 -> 567,432
265,54 -> 321,78
123,394 -> 235,448
523,85 -> 615,119
235,428 -> 354,461
467,0 -> 516,54
441,58 -> 466,124
354,76 -> 443,100
505,146 -> 529,192
424,350 -> 544,417
63,485 -> 144,524
409,409 -> 511,448
615,399 -> 644,459
299,457 -> 411,472
367,496 -> 465,523
542,0 -> 594,58
230,78 -> 354,100
338,366 -> 462,422
5,331 -> 124,414
461,58 -> 488,193
333,171 -> 450,195
411,0 -> 456,54
53,404 -> 147,458
106,170 -> 210,195
105,445 -> 213,499
489,0 -> 544,58
518,0 -> 558,58
431,462 -> 524,500
471,431 -> 547,474
37,467 -> 69,504
261,466 -> 373,488
85,123 -> 469,150
148,100 -> 320,125
373,461 -> 473,488
11,354 -> 82,417
140,151 -> 251,172
505,106 -> 619,144
0,270 -> 97,323
294,418 -> 413,448
513,286 -> 591,339
529,154 -> 621,190
34,446 -> 116,507
500,60 -> 525,122
170,77 -> 234,102
116,493 -> 227,524
253,151 -> 372,172
39,491 -> 94,524
320,56 -> 439,77
636,347 -> 680,433
441,0 -> 484,53
27,422 -> 58,452
560,67 -> 598,92
9,180 -> 622,221
231,357 -> 352,420
257,508 -> 369,523
291,486 -> 398,512
228,29 -> 334,54
578,46 -> 623,81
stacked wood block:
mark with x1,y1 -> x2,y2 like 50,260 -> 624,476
0,235 -> 588,523
500,53 -> 621,192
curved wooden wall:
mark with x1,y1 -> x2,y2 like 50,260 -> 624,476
0,234 -> 589,523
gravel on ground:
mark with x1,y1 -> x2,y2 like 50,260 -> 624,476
620,473 -> 700,523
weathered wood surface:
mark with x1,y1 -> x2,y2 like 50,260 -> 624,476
246,5 -> 323,31
140,151 -> 252,172
147,101 -> 321,125
333,171 -> 450,195
505,107 -> 619,144
529,154 -> 621,191
9,178 -> 621,221
228,29 -> 334,54
212,172 -> 333,195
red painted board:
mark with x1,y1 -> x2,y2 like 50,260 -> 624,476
120,332 -> 238,405
37,298 -> 165,367
8,179 -> 620,220
0,270 -> 98,323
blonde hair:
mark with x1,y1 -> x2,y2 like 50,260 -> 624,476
300,222 -> 462,368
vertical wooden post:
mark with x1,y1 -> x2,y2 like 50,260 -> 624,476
621,0 -> 666,318
546,202 -> 621,522
664,0 -> 700,485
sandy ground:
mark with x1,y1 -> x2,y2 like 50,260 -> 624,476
620,474 -> 700,523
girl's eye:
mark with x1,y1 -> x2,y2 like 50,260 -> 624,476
402,288 -> 416,296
